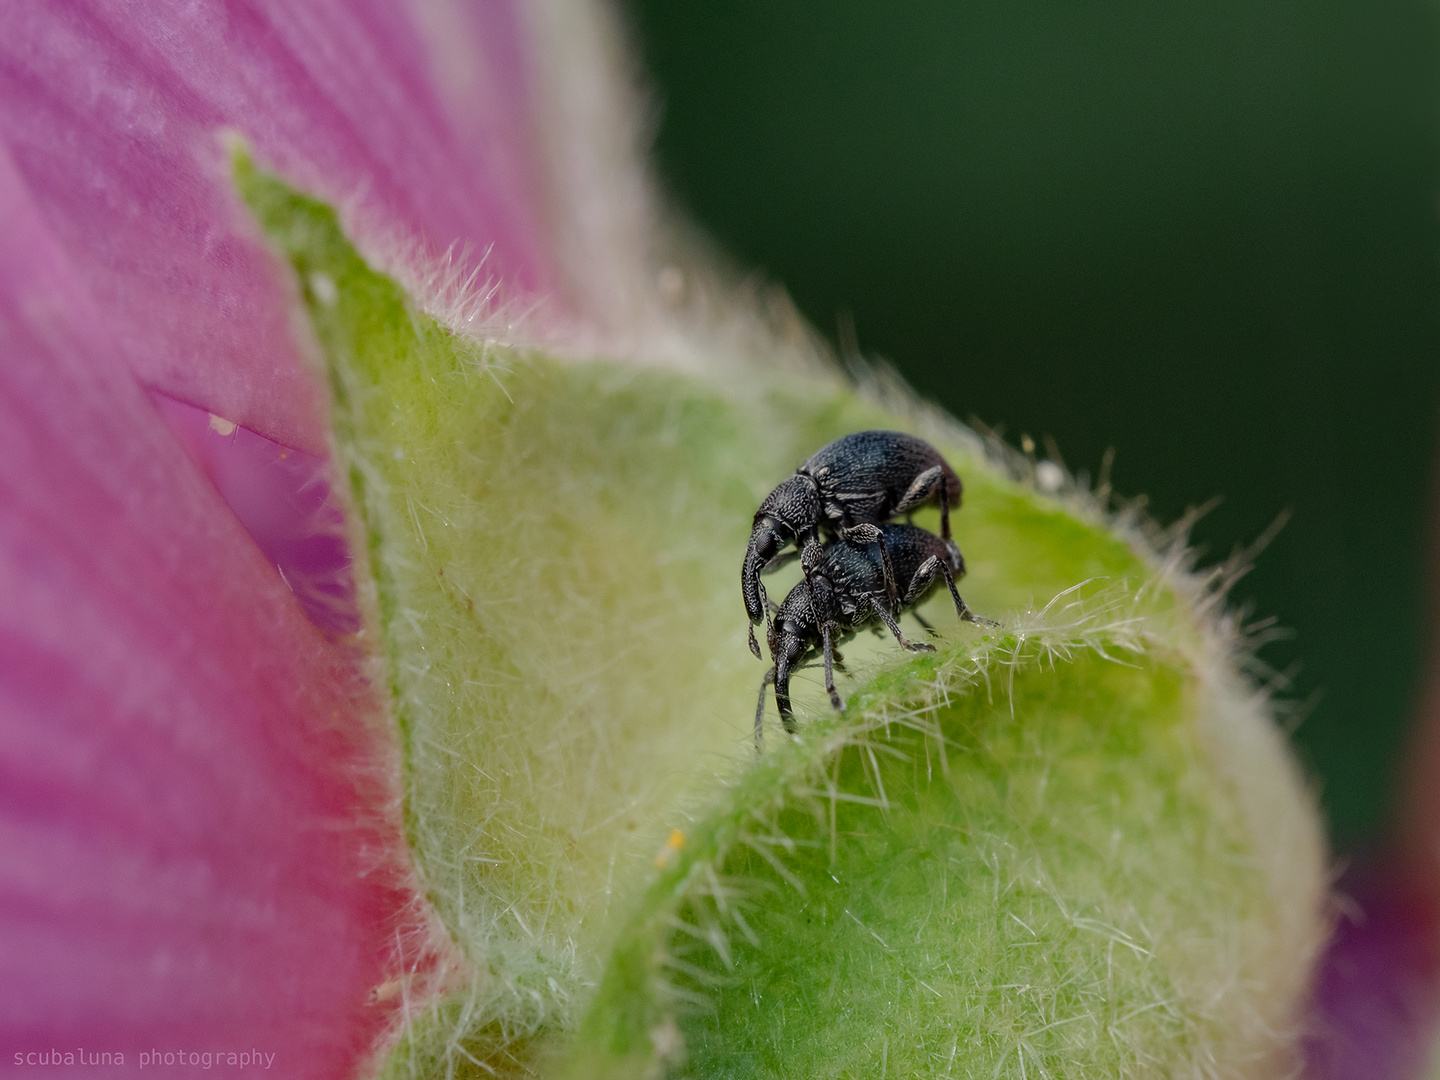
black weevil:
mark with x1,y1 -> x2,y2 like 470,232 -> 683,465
742,430 -> 962,657
756,523 -> 978,737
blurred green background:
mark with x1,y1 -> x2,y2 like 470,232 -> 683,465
628,2 -> 1440,850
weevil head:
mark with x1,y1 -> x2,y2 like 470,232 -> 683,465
743,478 -> 813,615
766,615 -> 801,671
769,582 -> 815,664
770,620 -> 808,682
744,475 -> 820,630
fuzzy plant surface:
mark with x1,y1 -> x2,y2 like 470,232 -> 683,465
236,158 -> 1325,1078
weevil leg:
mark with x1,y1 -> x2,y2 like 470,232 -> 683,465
912,609 -> 940,637
895,463 -> 942,514
798,535 -> 825,587
751,575 -> 775,658
875,599 -> 935,653
920,553 -> 983,624
841,523 -> 882,544
755,666 -> 776,749
939,479 -> 952,539
775,655 -> 798,734
821,623 -> 843,711
879,534 -> 899,609
903,556 -> 941,605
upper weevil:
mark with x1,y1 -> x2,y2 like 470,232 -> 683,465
741,430 -> 962,656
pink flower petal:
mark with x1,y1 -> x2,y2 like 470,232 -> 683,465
0,118 -> 419,1074
1,2 -> 561,1067
0,0 -> 556,454
1303,861 -> 1440,1080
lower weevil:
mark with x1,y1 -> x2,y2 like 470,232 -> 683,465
756,523 -> 978,737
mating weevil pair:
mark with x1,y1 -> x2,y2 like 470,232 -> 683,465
742,430 -> 982,736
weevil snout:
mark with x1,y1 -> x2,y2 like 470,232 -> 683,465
743,518 -> 794,658
742,518 -> 785,626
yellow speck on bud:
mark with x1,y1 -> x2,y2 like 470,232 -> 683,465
208,414 -> 237,436
654,829 -> 685,868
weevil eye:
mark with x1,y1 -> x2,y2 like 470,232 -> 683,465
752,523 -> 780,562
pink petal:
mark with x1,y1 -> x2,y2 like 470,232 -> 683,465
0,0 -> 556,454
0,123 -> 421,1075
1,3 -> 558,1065
1303,861 -> 1440,1080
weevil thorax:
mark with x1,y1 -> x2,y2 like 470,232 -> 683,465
757,474 -> 821,539
819,538 -> 884,612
